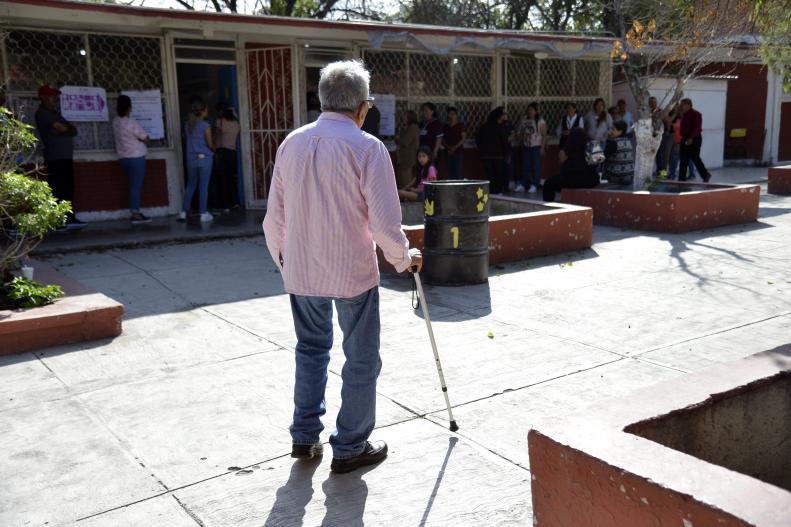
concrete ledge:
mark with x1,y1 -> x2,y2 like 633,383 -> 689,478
768,166 -> 791,195
528,346 -> 791,527
561,182 -> 760,233
378,197 -> 592,273
0,263 -> 124,355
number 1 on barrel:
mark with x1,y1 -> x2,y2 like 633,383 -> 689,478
450,226 -> 459,249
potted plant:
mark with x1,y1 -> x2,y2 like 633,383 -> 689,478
0,106 -> 71,309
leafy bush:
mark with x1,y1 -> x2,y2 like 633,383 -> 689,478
0,277 -> 64,309
1,106 -> 71,280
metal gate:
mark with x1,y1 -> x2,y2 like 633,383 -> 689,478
245,45 -> 294,202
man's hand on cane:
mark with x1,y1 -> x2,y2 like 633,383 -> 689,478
409,248 -> 423,273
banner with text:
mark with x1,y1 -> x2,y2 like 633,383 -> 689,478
60,86 -> 109,122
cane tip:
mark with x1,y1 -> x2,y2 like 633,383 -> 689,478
449,421 -> 459,432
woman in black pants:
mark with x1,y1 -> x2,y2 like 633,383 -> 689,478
543,128 -> 599,202
476,107 -> 510,194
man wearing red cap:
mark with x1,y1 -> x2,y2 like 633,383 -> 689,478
35,84 -> 84,227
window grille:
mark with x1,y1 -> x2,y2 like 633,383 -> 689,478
2,29 -> 168,152
363,48 -> 610,142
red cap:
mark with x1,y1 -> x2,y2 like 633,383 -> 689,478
38,84 -> 61,98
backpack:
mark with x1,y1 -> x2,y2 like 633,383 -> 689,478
585,141 -> 605,165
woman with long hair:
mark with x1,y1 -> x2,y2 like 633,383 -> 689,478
516,102 -> 547,193
179,98 -> 215,223
585,97 -> 613,147
398,145 -> 437,202
476,106 -> 509,194
112,94 -> 151,224
395,110 -> 420,189
212,105 -> 241,212
542,128 -> 599,201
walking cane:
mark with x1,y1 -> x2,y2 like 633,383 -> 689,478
412,270 -> 459,432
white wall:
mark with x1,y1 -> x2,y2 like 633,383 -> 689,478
613,78 -> 728,168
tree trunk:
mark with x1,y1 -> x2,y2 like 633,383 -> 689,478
632,118 -> 663,190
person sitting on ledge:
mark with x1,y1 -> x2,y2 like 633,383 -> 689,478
398,145 -> 437,202
602,120 -> 634,186
542,127 -> 598,202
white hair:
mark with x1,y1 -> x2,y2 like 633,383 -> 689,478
318,60 -> 370,113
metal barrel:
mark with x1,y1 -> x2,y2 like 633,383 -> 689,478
422,180 -> 490,286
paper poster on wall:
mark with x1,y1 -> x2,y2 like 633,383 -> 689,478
372,93 -> 396,136
59,86 -> 109,122
121,90 -> 165,140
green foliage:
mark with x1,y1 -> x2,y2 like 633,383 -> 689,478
0,277 -> 64,309
0,171 -> 71,239
752,0 -> 791,92
1,106 -> 71,279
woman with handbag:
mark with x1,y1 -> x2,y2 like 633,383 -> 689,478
542,128 -> 599,202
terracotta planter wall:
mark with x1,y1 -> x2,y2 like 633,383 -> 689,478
561,182 -> 760,233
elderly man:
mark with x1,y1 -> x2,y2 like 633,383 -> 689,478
263,60 -> 422,474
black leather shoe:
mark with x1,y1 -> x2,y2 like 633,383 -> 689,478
330,441 -> 388,474
291,442 -> 323,459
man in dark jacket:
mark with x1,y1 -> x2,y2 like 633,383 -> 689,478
678,98 -> 712,182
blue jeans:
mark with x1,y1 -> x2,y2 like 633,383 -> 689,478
183,157 -> 213,214
446,151 -> 464,180
289,287 -> 381,459
521,146 -> 542,187
119,156 -> 146,212
668,144 -> 696,180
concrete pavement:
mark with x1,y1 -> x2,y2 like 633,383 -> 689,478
2,179 -> 790,526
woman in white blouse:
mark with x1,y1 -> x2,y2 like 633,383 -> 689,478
585,98 -> 613,148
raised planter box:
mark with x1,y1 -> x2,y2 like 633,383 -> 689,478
768,165 -> 791,195
561,181 -> 760,233
0,263 -> 124,355
378,197 -> 592,273
528,345 -> 791,527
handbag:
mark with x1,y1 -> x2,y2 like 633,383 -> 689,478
585,141 -> 605,165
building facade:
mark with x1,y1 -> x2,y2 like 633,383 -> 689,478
1,0 -> 617,219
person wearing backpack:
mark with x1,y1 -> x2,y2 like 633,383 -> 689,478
542,128 -> 598,202
603,120 -> 634,186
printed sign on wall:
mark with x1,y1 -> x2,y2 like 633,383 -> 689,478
59,86 -> 109,122
121,90 -> 166,140
371,93 -> 396,136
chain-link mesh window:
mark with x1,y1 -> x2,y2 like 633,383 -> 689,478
359,49 -> 610,143
505,55 -> 537,98
504,56 -> 609,138
363,49 -> 494,142
454,56 -> 493,98
4,30 -> 89,91
539,59 -> 572,97
574,60 -> 601,97
2,29 -> 167,152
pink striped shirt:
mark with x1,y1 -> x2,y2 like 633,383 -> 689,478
263,112 -> 412,298
112,116 -> 148,159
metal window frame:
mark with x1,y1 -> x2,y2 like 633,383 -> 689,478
2,26 -> 171,153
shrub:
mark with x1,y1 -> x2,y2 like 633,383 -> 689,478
0,276 -> 64,309
0,106 -> 71,281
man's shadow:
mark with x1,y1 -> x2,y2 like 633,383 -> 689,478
263,457 -> 322,527
320,465 -> 375,527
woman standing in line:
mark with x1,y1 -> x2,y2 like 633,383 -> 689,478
585,98 -> 613,148
213,105 -> 241,213
395,110 -> 420,189
476,107 -> 510,195
516,102 -> 547,193
179,98 -> 215,223
112,95 -> 151,224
